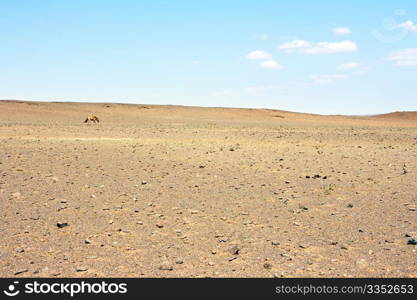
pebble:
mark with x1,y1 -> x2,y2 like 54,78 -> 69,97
56,222 -> 69,228
263,263 -> 272,269
76,266 -> 88,272
14,268 -> 28,275
159,263 -> 173,271
407,238 -> 417,245
229,245 -> 241,255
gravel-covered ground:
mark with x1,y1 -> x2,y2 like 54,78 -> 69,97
1,100 -> 416,277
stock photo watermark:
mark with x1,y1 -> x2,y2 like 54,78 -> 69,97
2,281 -> 128,297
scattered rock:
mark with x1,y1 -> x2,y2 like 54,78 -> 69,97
407,238 -> 417,245
56,222 -> 69,228
159,263 -> 173,271
229,245 -> 241,255
14,268 -> 28,275
76,266 -> 88,272
263,262 -> 272,269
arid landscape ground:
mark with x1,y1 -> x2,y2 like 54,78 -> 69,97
0,100 -> 416,278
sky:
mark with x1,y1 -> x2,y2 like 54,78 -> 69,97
0,0 -> 416,115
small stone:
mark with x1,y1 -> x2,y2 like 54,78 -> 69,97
159,263 -> 173,271
263,263 -> 272,269
14,268 -> 28,275
211,250 -> 217,254
156,223 -> 164,228
229,245 -> 241,255
298,205 -> 308,211
407,238 -> 417,245
141,181 -> 147,185
57,222 -> 69,228
347,203 -> 354,208
85,239 -> 92,244
208,262 -> 215,266
76,266 -> 88,272
271,241 -> 280,246
175,260 -> 184,265
137,221 -> 143,225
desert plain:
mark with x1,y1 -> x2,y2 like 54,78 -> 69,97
0,100 -> 416,277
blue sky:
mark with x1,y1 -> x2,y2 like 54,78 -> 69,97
1,0 -> 416,114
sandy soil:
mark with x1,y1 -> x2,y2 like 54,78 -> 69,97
0,100 -> 416,278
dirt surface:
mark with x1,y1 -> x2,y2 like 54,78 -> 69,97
1,100 -> 416,278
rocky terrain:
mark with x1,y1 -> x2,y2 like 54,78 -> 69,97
0,100 -> 416,277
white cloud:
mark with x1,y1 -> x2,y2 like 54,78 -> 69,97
338,62 -> 359,71
304,41 -> 357,54
278,40 -> 311,50
398,20 -> 417,33
333,27 -> 352,35
388,48 -> 417,66
311,74 -> 347,84
260,60 -> 283,70
278,40 -> 357,54
246,50 -> 272,60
